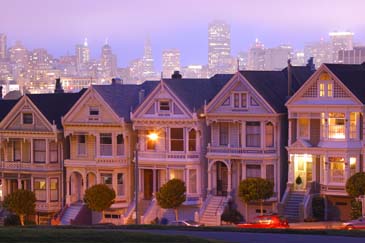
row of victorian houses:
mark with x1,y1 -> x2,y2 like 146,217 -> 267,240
0,61 -> 364,225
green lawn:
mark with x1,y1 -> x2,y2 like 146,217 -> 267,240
0,227 -> 221,243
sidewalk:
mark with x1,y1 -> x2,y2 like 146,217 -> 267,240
290,221 -> 343,229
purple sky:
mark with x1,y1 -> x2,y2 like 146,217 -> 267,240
1,0 -> 365,69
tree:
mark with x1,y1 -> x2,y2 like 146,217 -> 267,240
3,189 -> 36,226
84,184 -> 116,220
346,172 -> 365,218
156,179 -> 186,220
238,178 -> 274,215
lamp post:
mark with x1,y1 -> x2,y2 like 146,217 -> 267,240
134,131 -> 158,225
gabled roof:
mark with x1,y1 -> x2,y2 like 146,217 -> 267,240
240,66 -> 314,113
163,74 -> 233,113
325,63 -> 365,103
93,81 -> 159,122
26,89 -> 86,129
0,99 -> 19,121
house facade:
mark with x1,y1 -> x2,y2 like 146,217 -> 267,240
0,87 -> 83,224
283,63 -> 365,221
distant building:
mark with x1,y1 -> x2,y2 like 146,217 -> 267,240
247,39 -> 265,70
264,45 -> 293,70
162,49 -> 181,78
100,42 -> 117,78
129,58 -> 144,84
338,46 -> 365,64
75,38 -> 90,74
29,48 -> 53,70
142,37 -> 155,79
291,51 -> 306,66
181,65 -> 209,79
0,33 -> 6,60
237,52 -> 248,70
208,20 -> 232,75
304,39 -> 332,68
8,41 -> 29,78
329,31 -> 354,63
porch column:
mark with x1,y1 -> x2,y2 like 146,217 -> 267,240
45,139 -> 49,164
345,155 -> 351,182
112,133 -> 116,157
17,175 -> 21,190
288,154 -> 294,183
95,134 -> 100,157
288,119 -> 292,145
46,177 -> 50,203
241,121 -> 246,148
66,175 -> 70,205
260,121 -> 265,149
207,168 -> 211,193
227,163 -> 232,194
324,155 -> 329,185
152,169 -> 157,195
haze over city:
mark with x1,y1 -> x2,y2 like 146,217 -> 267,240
2,0 -> 365,68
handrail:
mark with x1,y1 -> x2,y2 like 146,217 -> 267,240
122,199 -> 136,224
199,194 -> 212,219
141,199 -> 157,224
51,204 -> 68,225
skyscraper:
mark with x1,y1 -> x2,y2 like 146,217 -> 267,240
75,38 -> 90,74
101,41 -> 117,78
162,49 -> 181,78
208,20 -> 231,75
142,37 -> 155,79
247,39 -> 265,70
0,33 -> 6,60
8,41 -> 29,78
329,31 -> 354,63
264,45 -> 293,70
304,38 -> 332,68
338,46 -> 365,64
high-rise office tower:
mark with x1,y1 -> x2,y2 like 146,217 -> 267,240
29,48 -> 53,70
338,46 -> 365,64
304,38 -> 333,68
75,38 -> 90,73
247,39 -> 265,70
0,33 -> 6,59
8,41 -> 29,78
208,20 -> 231,75
142,37 -> 155,79
101,41 -> 117,77
162,49 -> 181,78
264,45 -> 293,70
329,31 -> 354,63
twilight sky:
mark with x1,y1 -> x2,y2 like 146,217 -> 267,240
1,0 -> 365,69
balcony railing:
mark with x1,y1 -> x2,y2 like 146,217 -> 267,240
36,201 -> 62,212
0,161 -> 60,171
65,157 -> 127,167
138,151 -> 200,160
207,145 -> 276,154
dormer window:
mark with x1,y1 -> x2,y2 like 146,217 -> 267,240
159,100 -> 170,112
233,92 -> 247,108
23,113 -> 33,124
89,106 -> 99,116
318,72 -> 333,97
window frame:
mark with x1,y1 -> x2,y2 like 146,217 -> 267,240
22,113 -> 33,125
33,139 -> 46,163
170,128 -> 184,152
232,92 -> 248,109
159,100 -> 171,112
77,135 -> 86,156
100,133 -> 112,156
89,106 -> 99,116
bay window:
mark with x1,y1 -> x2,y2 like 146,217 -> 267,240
100,133 -> 112,156
77,135 -> 86,156
265,122 -> 274,147
328,112 -> 345,139
329,157 -> 345,183
189,169 -> 197,193
170,128 -> 184,151
34,139 -> 46,163
117,134 -> 124,155
188,129 -> 196,151
50,178 -> 58,201
350,112 -> 357,139
34,178 -> 46,201
246,122 -> 260,147
219,122 -> 229,146
117,173 -> 124,196
246,164 -> 261,178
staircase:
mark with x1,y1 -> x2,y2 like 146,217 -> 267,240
138,199 -> 152,223
60,203 -> 83,225
200,196 -> 225,226
283,191 -> 305,222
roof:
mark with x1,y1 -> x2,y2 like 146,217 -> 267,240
92,81 -> 159,122
26,89 -> 86,129
163,74 -> 234,112
325,63 -> 365,103
240,66 -> 314,113
0,99 -> 19,122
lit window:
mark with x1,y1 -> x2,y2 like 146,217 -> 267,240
34,178 -> 46,201
350,157 -> 356,176
327,83 -> 333,97
50,178 -> 59,201
350,112 -> 357,139
159,101 -> 170,111
328,113 -> 345,139
146,131 -> 156,150
319,83 -> 325,97
298,118 -> 309,138
170,169 -> 184,180
23,113 -> 33,124
329,157 -> 345,183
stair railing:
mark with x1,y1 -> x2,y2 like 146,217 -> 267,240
141,198 -> 157,224
122,198 -> 136,224
198,194 -> 212,221
278,184 -> 291,215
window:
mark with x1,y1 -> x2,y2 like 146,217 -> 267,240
188,129 -> 196,151
319,83 -> 325,97
189,169 -> 197,193
350,157 -> 356,176
298,118 -> 309,138
50,141 -> 58,163
146,131 -> 156,150
219,122 -> 229,146
100,133 -> 112,156
34,178 -> 46,201
117,173 -> 124,196
77,135 -> 86,156
266,164 -> 274,183
246,164 -> 261,178
233,92 -> 247,108
13,140 -> 21,161
246,122 -> 260,147
34,139 -> 46,163
350,112 -> 357,139
117,134 -> 124,155
101,173 -> 113,189
319,81 -> 333,97
327,83 -> 333,97
170,128 -> 184,151
328,112 -> 345,139
50,178 -> 58,201
23,113 -> 33,124
265,122 -> 274,147
170,169 -> 184,180
89,106 -> 99,116
159,100 -> 170,111
329,157 -> 345,183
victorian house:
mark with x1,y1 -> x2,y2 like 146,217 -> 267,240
203,65 -> 314,223
0,82 -> 84,224
130,73 -> 233,223
61,79 -> 157,224
283,63 -> 365,221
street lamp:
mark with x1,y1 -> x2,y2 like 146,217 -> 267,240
134,131 -> 158,224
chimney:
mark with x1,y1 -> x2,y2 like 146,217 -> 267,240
138,89 -> 145,104
0,85 -> 3,100
112,77 -> 122,85
287,59 -> 292,96
54,78 -> 64,93
306,57 -> 315,71
171,70 -> 182,79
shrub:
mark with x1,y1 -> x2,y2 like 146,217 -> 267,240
4,214 -> 20,226
3,189 -> 36,226
311,196 -> 324,220
350,199 -> 362,220
221,201 -> 243,224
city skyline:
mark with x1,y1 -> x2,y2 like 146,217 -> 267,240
2,0 -> 365,68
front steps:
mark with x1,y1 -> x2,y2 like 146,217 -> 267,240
283,191 -> 305,222
60,203 -> 83,225
200,196 -> 225,226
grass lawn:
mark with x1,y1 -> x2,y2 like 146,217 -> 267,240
0,227 -> 222,243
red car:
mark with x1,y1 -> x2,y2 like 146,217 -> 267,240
236,215 -> 289,229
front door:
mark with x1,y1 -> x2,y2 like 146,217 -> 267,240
216,162 -> 228,196
144,169 -> 153,200
294,154 -> 312,190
